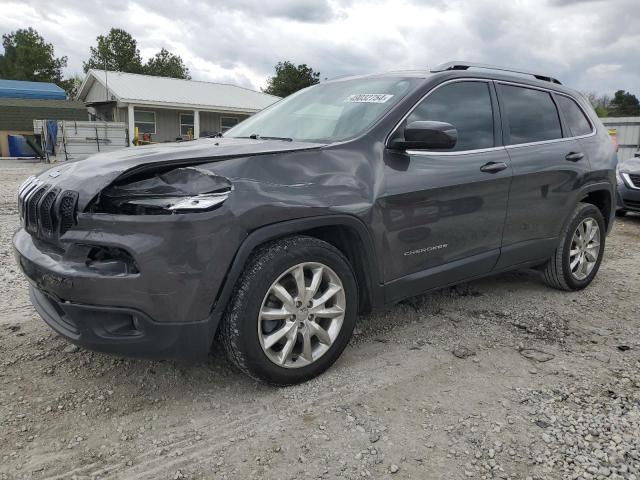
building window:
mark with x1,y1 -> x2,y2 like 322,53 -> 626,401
134,110 -> 156,134
221,116 -> 239,132
180,113 -> 195,136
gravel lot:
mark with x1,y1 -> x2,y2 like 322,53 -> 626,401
1,160 -> 639,480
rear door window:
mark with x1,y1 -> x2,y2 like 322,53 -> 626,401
498,84 -> 562,145
407,81 -> 494,151
556,95 -> 593,137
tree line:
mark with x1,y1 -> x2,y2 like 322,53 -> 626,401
586,91 -> 640,117
1,26 -> 637,114
0,28 -> 191,97
0,27 -> 320,99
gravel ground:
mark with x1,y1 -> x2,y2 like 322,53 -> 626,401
1,160 -> 639,480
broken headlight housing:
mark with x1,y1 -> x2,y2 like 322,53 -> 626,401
92,166 -> 232,215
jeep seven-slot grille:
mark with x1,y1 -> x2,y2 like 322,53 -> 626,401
628,174 -> 640,188
17,176 -> 78,241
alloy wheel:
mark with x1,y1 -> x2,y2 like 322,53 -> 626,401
258,262 -> 346,368
569,217 -> 601,281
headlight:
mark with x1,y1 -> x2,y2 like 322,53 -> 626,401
92,166 -> 232,215
616,165 -> 624,186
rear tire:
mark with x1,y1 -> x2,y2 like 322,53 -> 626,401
542,202 -> 605,291
219,235 -> 358,385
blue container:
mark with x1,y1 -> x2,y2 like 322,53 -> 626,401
8,134 -> 36,157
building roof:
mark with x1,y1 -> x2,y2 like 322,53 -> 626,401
0,79 -> 67,100
0,98 -> 87,131
78,70 -> 280,113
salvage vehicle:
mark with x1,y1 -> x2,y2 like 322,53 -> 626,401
14,62 -> 617,385
616,151 -> 640,215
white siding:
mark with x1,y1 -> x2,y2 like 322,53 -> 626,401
84,80 -> 113,103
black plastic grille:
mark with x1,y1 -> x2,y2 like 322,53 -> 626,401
26,187 -> 47,235
39,190 -> 58,235
628,174 -> 640,188
18,178 -> 78,241
59,192 -> 78,235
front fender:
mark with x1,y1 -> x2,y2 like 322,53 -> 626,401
210,214 -> 382,323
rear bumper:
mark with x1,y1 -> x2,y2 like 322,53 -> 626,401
617,182 -> 640,211
30,286 -> 220,359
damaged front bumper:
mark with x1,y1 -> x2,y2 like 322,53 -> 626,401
13,209 -> 243,359
27,285 -> 216,359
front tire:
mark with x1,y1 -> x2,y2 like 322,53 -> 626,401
220,235 -> 358,385
542,202 -> 606,291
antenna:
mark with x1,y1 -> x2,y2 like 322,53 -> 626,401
104,55 -> 109,101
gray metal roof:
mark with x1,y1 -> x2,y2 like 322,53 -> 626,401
78,70 -> 280,113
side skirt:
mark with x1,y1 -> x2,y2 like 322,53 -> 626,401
382,238 -> 559,306
384,249 -> 499,305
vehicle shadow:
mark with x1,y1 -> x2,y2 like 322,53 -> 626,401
55,268 -> 547,398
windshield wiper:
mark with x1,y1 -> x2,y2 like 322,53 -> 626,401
248,133 -> 293,142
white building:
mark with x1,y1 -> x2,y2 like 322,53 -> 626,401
77,70 -> 279,145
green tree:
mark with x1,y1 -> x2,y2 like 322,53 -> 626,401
586,92 -> 611,117
64,73 -> 84,99
0,28 -> 68,85
263,61 -> 320,97
609,90 -> 640,117
83,28 -> 143,74
144,48 -> 190,79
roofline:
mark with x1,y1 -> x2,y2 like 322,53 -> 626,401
117,98 -> 263,114
76,72 -> 96,101
325,70 -> 430,83
431,61 -> 562,85
84,68 -> 281,100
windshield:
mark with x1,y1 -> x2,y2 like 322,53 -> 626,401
225,77 -> 419,143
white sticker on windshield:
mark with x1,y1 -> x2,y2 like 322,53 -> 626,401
345,93 -> 394,104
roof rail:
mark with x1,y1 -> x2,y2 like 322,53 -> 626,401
430,61 -> 562,85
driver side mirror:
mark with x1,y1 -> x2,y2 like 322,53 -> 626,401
389,121 -> 458,151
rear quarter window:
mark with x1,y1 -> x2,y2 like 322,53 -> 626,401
556,95 -> 593,137
498,84 -> 562,145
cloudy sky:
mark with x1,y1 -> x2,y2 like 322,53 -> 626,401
1,0 -> 638,96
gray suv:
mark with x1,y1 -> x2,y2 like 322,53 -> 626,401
13,62 -> 617,384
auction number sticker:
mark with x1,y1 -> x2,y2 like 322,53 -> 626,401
345,93 -> 394,103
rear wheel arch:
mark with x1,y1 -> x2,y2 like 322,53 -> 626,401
580,186 -> 613,232
212,215 -> 380,322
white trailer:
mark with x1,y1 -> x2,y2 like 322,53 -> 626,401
33,120 -> 129,162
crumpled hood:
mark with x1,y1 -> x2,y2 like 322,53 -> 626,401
34,137 -> 322,208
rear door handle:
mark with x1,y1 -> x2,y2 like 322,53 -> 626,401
480,161 -> 508,173
565,152 -> 584,162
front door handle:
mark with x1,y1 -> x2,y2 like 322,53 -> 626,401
480,161 -> 508,173
565,152 -> 584,162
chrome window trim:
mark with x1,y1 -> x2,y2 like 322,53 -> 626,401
622,173 -> 640,190
387,77 -> 597,157
407,146 -> 506,156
